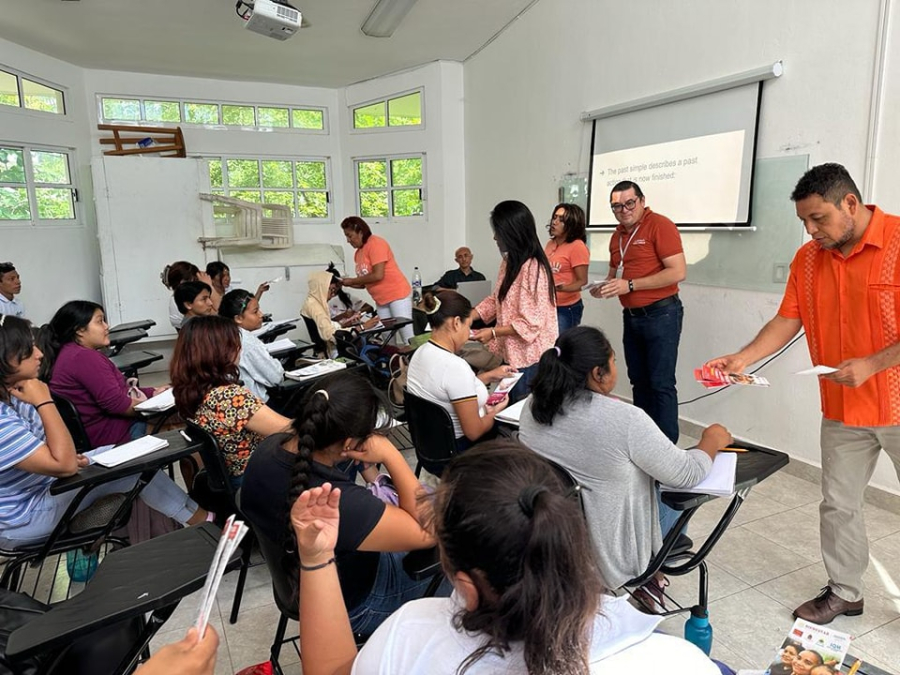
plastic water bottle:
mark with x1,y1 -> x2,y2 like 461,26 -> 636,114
684,605 -> 713,655
66,548 -> 99,583
412,267 -> 422,304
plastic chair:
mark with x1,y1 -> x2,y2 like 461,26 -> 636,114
301,316 -> 328,355
403,390 -> 459,478
50,394 -> 92,454
183,422 -> 254,625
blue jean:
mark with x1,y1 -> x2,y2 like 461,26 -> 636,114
507,362 -> 539,405
556,300 -> 584,334
128,420 -> 147,441
622,298 -> 683,443
348,550 -> 452,637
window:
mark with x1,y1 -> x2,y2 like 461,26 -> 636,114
353,90 -> 422,130
203,156 -> 330,220
0,68 -> 66,115
98,95 -> 327,132
0,145 -> 77,224
355,155 -> 424,218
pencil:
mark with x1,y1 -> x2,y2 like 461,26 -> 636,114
847,659 -> 862,675
721,447 -> 749,453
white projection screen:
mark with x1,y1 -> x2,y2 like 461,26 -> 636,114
587,82 -> 762,229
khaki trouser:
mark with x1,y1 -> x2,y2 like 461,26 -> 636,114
820,419 -> 900,602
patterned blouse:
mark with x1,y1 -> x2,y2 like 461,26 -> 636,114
192,384 -> 264,477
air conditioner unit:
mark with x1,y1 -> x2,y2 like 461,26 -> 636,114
243,0 -> 301,41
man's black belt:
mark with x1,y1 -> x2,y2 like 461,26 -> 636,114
622,294 -> 679,317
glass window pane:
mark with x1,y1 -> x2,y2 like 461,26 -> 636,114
0,71 -> 19,108
262,160 -> 293,188
0,187 -> 30,220
292,108 -> 324,130
297,191 -> 328,218
357,160 -> 387,189
353,101 -> 386,129
259,107 -> 290,128
207,158 -> 223,189
360,191 -> 389,218
31,151 -> 70,184
230,190 -> 262,204
102,97 -> 141,121
296,161 -> 326,189
388,92 -> 421,126
145,100 -> 181,122
0,148 -> 26,183
36,188 -> 74,219
262,191 -> 295,211
23,79 -> 64,114
391,158 -> 422,187
392,189 -> 423,217
222,105 -> 256,126
184,102 -> 220,125
226,159 -> 260,188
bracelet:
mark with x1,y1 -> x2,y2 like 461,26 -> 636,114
491,328 -> 497,340
627,279 -> 634,293
300,557 -> 336,572
35,401 -> 56,410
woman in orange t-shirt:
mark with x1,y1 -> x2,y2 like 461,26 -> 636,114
340,217 -> 414,344
544,203 -> 590,332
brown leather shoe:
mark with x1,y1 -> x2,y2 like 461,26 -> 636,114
793,586 -> 864,624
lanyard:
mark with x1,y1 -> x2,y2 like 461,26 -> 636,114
617,224 -> 641,270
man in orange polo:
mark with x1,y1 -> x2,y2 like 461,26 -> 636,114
708,163 -> 900,624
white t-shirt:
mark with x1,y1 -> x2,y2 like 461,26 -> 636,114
168,296 -> 183,330
352,594 -> 720,675
406,341 -> 487,438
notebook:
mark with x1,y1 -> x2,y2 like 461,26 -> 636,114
660,450 -> 737,497
89,435 -> 169,468
265,337 -> 297,354
134,388 -> 175,412
284,359 -> 347,381
494,398 -> 527,426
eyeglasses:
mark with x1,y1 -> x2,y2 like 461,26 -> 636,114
610,198 -> 640,213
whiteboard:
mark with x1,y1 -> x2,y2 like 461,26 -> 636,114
92,156 -> 212,337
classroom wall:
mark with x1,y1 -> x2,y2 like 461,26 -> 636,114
463,0 -> 900,494
0,38 -> 100,324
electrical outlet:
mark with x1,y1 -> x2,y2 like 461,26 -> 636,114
772,264 -> 789,283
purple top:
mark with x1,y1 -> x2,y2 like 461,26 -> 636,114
49,343 -> 153,447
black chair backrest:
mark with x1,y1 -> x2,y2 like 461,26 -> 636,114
50,393 -> 92,453
404,390 -> 458,476
541,456 -> 587,512
184,421 -> 238,511
246,519 -> 298,620
301,316 -> 328,354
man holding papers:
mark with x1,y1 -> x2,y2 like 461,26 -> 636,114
707,163 -> 900,625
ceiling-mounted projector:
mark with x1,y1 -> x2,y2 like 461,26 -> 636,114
236,0 -> 302,40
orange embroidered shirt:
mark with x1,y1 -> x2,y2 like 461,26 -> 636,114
777,206 -> 900,426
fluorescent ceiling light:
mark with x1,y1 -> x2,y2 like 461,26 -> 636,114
361,0 -> 418,38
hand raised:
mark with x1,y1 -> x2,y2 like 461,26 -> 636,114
291,483 -> 341,565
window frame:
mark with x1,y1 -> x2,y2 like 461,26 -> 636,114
0,142 -> 79,228
0,65 -> 67,117
350,88 -> 425,133
197,154 -> 333,223
353,153 -> 426,222
97,94 -> 329,134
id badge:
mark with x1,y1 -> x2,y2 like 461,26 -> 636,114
615,265 -> 624,279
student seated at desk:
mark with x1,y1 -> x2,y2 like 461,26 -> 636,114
161,261 -> 221,330
39,301 -> 167,447
517,326 -> 732,611
292,440 -> 722,675
325,262 -> 374,320
174,281 -> 217,323
301,272 -> 378,358
241,371 -> 446,638
219,289 -> 284,403
170,315 -> 290,488
406,291 -> 515,453
0,316 -> 209,548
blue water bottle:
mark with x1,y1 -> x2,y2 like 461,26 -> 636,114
684,605 -> 713,655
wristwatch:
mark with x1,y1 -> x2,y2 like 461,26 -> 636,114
627,279 -> 634,293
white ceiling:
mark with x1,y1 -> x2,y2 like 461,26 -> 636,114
0,0 -> 537,88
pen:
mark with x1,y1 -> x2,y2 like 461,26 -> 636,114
847,659 -> 861,675
180,430 -> 191,442
721,447 -> 749,453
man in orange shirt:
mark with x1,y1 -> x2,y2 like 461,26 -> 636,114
591,181 -> 687,444
708,163 -> 900,624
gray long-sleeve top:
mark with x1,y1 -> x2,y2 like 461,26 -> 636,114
238,328 -> 285,402
518,392 -> 712,590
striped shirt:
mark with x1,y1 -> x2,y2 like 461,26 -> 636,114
0,398 -> 54,530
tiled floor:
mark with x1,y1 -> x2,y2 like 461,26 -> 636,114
150,435 -> 900,674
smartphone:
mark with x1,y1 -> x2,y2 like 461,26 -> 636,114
486,373 -> 523,406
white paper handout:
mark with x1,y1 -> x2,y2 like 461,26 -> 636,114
660,451 -> 737,497
494,399 -> 527,426
265,337 -> 297,354
195,515 -> 249,637
795,365 -> 838,375
252,317 -> 300,337
285,359 -> 347,381
134,388 -> 176,412
90,435 -> 169,467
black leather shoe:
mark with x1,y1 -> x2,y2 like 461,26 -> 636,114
793,586 -> 864,624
